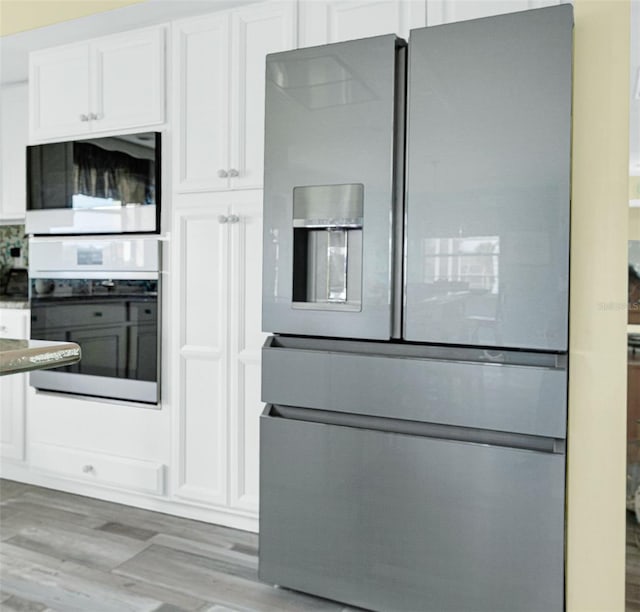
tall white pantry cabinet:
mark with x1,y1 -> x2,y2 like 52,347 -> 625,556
170,1 -> 296,522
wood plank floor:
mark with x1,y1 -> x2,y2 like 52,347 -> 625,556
11,478 -> 640,611
0,479 -> 361,612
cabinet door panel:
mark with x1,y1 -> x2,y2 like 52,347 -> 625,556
68,326 -> 128,378
173,14 -> 231,192
92,27 -> 165,132
29,45 -> 90,141
0,310 -> 28,462
1,84 -> 28,220
300,1 -> 425,47
426,0 -> 564,26
229,200 -> 265,512
174,208 -> 229,506
230,1 -> 297,190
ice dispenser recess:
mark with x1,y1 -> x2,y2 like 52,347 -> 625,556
292,184 -> 363,311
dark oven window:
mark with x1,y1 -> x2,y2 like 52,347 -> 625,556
30,279 -> 158,382
27,133 -> 158,211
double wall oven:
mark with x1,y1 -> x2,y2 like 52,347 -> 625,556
26,132 -> 162,405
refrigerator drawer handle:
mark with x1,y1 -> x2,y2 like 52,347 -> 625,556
264,404 -> 565,455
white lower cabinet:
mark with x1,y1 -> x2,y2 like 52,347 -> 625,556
26,389 -> 169,495
29,443 -> 165,495
172,191 -> 264,518
0,309 -> 29,462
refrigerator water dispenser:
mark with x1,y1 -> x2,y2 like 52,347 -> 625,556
292,184 -> 363,310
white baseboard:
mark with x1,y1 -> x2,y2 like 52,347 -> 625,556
0,461 -> 259,534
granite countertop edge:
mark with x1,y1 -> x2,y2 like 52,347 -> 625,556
0,339 -> 81,375
0,298 -> 29,310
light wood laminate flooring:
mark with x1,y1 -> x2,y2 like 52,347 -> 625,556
0,479 -> 361,612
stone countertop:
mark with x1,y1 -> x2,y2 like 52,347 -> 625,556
0,338 -> 81,376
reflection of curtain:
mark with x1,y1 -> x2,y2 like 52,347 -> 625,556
73,143 -> 152,205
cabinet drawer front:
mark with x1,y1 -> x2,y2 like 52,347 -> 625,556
30,442 -> 165,495
262,337 -> 567,439
42,303 -> 127,328
128,302 -> 157,322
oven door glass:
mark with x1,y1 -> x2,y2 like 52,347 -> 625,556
30,278 -> 158,403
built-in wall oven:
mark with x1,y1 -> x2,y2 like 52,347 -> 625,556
29,236 -> 160,404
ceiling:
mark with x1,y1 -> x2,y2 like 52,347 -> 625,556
1,0 -> 638,174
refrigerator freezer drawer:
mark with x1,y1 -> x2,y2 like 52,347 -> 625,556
259,405 -> 565,612
262,336 -> 567,439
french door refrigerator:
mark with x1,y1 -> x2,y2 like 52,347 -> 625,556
260,5 -> 572,612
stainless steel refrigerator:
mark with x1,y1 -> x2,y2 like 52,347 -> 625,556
260,5 -> 572,611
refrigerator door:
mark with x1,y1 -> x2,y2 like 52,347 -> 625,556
262,35 -> 405,340
260,405 -> 565,612
404,5 -> 572,350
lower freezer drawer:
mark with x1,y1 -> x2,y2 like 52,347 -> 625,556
259,405 -> 565,612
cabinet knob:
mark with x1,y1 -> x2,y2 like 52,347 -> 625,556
0,325 -> 7,334
227,214 -> 240,224
217,169 -> 229,178
89,112 -> 101,121
79,114 -> 89,122
82,464 -> 95,474
228,168 -> 239,178
218,215 -> 228,224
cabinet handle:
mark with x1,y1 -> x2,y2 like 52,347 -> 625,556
88,112 -> 102,121
79,114 -> 89,122
227,214 -> 240,224
0,325 -> 7,333
228,168 -> 239,178
82,464 -> 95,474
93,312 -> 103,317
144,309 -> 151,315
217,169 -> 229,178
218,215 -> 228,224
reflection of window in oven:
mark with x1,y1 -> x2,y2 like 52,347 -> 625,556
72,142 -> 154,208
631,265 -> 640,306
422,236 -> 500,294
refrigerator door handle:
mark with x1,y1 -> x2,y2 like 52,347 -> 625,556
263,404 -> 565,455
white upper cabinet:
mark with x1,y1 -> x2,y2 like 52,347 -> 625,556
425,0 -> 566,25
299,0 -> 426,47
173,1 -> 297,193
29,26 -> 165,142
0,83 -> 28,221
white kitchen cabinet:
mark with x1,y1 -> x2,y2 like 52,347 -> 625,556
299,0 -> 426,47
171,192 -> 265,516
0,83 -> 28,221
27,388 -> 169,495
425,0 -> 565,25
0,309 -> 29,462
173,2 -> 296,193
29,26 -> 165,142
